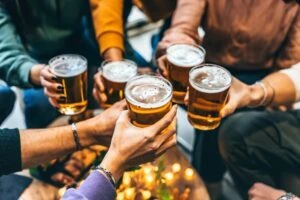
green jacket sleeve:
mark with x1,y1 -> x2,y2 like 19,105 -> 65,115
0,2 -> 38,88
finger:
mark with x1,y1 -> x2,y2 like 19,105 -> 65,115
93,88 -> 100,103
184,87 -> 189,106
220,96 -> 237,118
51,173 -> 75,185
157,55 -> 168,77
49,98 -> 60,108
44,88 -> 64,101
156,118 -> 176,145
41,66 -> 58,82
113,99 -> 127,110
149,105 -> 177,135
64,161 -> 83,179
116,110 -> 130,124
155,134 -> 177,158
41,77 -> 63,93
94,72 -> 105,92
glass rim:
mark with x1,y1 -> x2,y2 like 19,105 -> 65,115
48,54 -> 87,77
189,63 -> 232,92
99,59 -> 138,83
49,54 -> 87,66
124,74 -> 173,107
166,43 -> 206,62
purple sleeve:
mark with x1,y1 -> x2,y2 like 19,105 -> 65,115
63,171 -> 116,200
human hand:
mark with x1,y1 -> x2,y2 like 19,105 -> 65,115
156,31 -> 197,78
248,183 -> 286,200
92,70 -> 107,106
40,66 -> 65,108
101,105 -> 177,181
84,100 -> 127,146
30,64 -> 44,86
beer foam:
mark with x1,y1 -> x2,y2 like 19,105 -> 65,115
50,55 -> 87,77
125,76 -> 172,108
102,61 -> 137,83
190,65 -> 232,93
167,44 -> 205,67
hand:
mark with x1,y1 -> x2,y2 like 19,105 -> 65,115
103,47 -> 123,61
40,66 -> 65,108
93,71 -> 107,105
101,105 -> 177,181
30,64 -> 44,86
156,31 -> 197,77
248,183 -> 286,200
84,100 -> 127,146
219,78 -> 252,118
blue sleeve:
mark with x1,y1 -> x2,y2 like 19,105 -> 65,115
0,2 -> 38,88
63,171 -> 116,200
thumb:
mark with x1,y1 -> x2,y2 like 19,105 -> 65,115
220,97 -> 238,118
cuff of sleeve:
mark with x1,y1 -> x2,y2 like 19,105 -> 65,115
280,63 -> 300,101
78,171 -> 116,200
99,32 -> 124,55
16,61 -> 38,88
0,129 -> 21,175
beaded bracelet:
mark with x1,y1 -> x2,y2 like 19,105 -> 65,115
94,165 -> 116,187
71,123 -> 83,151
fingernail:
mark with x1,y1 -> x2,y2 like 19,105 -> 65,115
60,96 -> 66,100
52,76 -> 58,81
57,86 -> 64,90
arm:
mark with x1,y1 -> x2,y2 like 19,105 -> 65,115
156,0 -> 206,58
0,2 -> 42,87
63,106 -> 177,200
220,63 -> 300,117
89,0 -> 124,60
0,100 -> 126,175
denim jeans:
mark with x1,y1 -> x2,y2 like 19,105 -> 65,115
0,86 -> 16,125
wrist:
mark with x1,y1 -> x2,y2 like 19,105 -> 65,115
100,149 -> 125,182
103,48 -> 123,61
249,83 -> 265,107
78,115 -> 111,146
30,64 -> 44,86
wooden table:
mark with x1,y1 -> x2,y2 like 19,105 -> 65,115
19,113 -> 210,200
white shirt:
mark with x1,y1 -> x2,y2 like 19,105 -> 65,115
281,63 -> 300,102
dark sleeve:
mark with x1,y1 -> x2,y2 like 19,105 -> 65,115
0,129 -> 21,175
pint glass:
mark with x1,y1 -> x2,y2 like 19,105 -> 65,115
100,60 -> 137,109
49,54 -> 87,115
125,75 -> 173,127
166,44 -> 205,104
188,64 -> 232,130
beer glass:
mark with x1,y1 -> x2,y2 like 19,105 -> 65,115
100,60 -> 137,109
188,64 -> 232,130
125,75 -> 173,127
49,54 -> 87,115
166,44 -> 205,104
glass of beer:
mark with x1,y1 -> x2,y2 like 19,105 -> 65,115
166,44 -> 205,104
49,54 -> 87,115
188,64 -> 232,130
125,75 -> 173,127
100,60 -> 137,109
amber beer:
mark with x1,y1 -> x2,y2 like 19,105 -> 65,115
100,60 -> 137,109
125,75 -> 173,127
49,55 -> 87,115
188,64 -> 232,130
166,44 -> 205,104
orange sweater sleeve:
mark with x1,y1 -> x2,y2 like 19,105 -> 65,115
89,0 -> 124,55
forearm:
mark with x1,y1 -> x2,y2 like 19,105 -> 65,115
20,119 -> 105,169
0,3 -> 39,88
89,0 -> 124,56
249,72 -> 297,107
